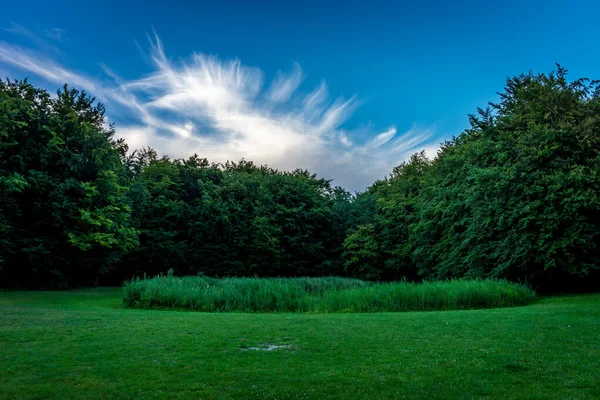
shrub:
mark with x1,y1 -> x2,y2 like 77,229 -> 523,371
122,276 -> 535,313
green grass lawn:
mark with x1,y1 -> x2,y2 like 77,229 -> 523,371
1,289 -> 599,399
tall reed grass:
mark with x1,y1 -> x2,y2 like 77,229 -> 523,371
122,275 -> 535,313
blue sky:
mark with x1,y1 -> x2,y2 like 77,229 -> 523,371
1,0 -> 599,190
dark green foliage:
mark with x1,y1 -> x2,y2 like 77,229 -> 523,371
0,80 -> 137,288
411,67 -> 600,289
343,224 -> 381,279
342,151 -> 432,281
122,275 -> 535,312
121,150 -> 191,278
345,66 -> 600,291
2,66 -> 600,292
119,158 -> 352,280
0,80 -> 352,288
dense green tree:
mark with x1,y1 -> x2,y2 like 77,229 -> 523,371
409,67 -> 600,289
341,152 -> 431,280
343,67 -> 600,290
118,158 -> 351,279
121,156 -> 189,279
342,223 -> 381,279
2,67 -> 599,292
0,80 -> 137,288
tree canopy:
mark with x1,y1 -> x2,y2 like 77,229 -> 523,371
342,67 -> 600,291
0,80 -> 137,288
1,66 -> 599,291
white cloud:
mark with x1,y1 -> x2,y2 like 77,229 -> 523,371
339,132 -> 353,147
2,24 -> 63,55
267,62 -> 303,103
422,143 -> 441,160
0,33 -> 439,191
368,127 -> 397,148
43,28 -> 67,42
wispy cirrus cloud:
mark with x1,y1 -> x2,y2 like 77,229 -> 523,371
2,23 -> 65,55
43,28 -> 67,42
0,31 -> 439,191
267,62 -> 303,103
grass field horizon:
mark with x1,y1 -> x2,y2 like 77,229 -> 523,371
1,288 -> 599,399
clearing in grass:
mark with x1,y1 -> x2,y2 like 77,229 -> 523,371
0,289 -> 598,399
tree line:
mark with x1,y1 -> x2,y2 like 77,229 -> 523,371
1,66 -> 599,291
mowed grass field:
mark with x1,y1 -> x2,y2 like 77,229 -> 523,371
1,289 -> 599,399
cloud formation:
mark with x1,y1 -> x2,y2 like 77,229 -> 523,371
43,28 -> 67,42
0,32 -> 438,191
